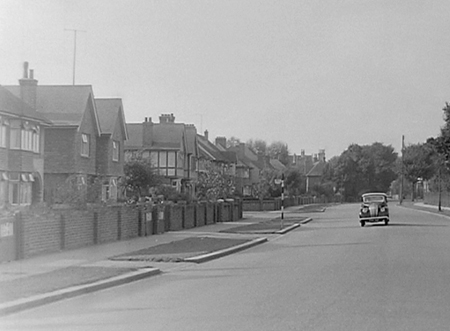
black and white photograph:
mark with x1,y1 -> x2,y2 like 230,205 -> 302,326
1,0 -> 450,330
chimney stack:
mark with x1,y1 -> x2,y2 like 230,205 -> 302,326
19,61 -> 38,109
204,130 -> 209,141
215,136 -> 227,149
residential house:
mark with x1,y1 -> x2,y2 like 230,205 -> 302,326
306,150 -> 326,192
5,64 -> 127,203
0,80 -> 51,208
196,130 -> 237,197
124,114 -> 198,195
289,150 -> 315,175
197,130 -> 235,175
225,141 -> 264,197
95,98 -> 128,201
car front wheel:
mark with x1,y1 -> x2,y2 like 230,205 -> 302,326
360,221 -> 365,227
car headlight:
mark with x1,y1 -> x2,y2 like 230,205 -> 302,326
361,207 -> 369,213
380,207 -> 386,212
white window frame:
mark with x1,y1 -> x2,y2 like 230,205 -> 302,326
0,118 -> 7,148
81,134 -> 90,157
112,140 -> 119,161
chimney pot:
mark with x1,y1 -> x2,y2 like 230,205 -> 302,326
23,62 -> 29,79
29,69 -> 34,80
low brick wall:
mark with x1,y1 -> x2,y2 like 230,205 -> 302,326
7,199 -> 244,261
242,196 -> 323,211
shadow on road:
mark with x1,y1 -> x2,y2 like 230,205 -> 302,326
367,223 -> 447,228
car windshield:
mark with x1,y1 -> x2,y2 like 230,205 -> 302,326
363,195 -> 385,203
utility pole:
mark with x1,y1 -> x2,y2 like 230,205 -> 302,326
400,135 -> 405,205
281,173 -> 285,229
65,29 -> 86,85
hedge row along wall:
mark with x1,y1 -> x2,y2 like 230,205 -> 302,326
11,200 -> 244,260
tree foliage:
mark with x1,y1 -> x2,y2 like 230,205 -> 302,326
402,142 -> 436,184
195,163 -> 235,201
267,141 -> 290,166
246,139 -> 267,156
285,168 -> 306,196
332,143 -> 397,200
124,161 -> 162,199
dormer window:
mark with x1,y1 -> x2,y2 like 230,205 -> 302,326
81,133 -> 90,157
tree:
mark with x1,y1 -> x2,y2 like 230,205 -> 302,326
402,142 -> 436,200
246,139 -> 267,156
333,143 -> 397,201
195,163 -> 235,201
226,136 -> 241,148
285,168 -> 306,196
267,141 -> 290,166
123,161 -> 162,200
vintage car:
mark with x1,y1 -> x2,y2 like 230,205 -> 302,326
359,192 -> 389,227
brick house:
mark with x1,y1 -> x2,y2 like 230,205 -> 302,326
95,98 -> 128,201
306,150 -> 326,192
125,114 -> 198,195
223,141 -> 263,197
0,82 -> 51,208
196,130 -> 237,197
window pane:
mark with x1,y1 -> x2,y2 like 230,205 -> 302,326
167,152 -> 176,167
10,183 -> 19,204
167,168 -> 175,176
159,151 -> 167,167
10,128 -> 20,149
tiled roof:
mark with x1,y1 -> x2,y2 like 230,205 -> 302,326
197,134 -> 228,162
125,123 -> 143,148
95,98 -> 128,139
270,159 -> 287,172
152,123 -> 185,150
306,161 -> 326,177
5,85 -> 98,129
125,122 -> 186,151
185,125 -> 198,156
0,85 -> 51,123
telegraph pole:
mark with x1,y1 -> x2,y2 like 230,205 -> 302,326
281,173 -> 285,229
65,29 -> 86,85
399,135 -> 405,204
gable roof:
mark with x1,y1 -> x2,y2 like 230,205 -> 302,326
185,125 -> 198,156
197,134 -> 229,162
306,161 -> 326,177
5,85 -> 100,132
125,122 -> 187,151
125,123 -> 143,149
152,123 -> 186,150
270,159 -> 287,173
95,98 -> 128,140
0,85 -> 51,124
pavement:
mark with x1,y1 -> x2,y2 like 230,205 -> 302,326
0,205 -> 320,316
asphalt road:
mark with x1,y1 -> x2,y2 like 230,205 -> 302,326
2,203 -> 450,331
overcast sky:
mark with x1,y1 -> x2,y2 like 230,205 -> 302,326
1,0 -> 450,158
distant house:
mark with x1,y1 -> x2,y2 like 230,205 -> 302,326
5,64 -> 127,203
226,142 -> 265,197
197,130 -> 235,175
0,79 -> 51,208
95,99 -> 128,201
306,151 -> 326,192
289,150 -> 315,175
124,114 -> 198,195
